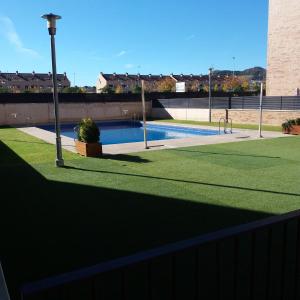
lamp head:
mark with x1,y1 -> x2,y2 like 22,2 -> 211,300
42,13 -> 61,35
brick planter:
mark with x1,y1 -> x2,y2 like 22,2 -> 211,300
75,140 -> 102,157
290,125 -> 300,135
283,125 -> 300,135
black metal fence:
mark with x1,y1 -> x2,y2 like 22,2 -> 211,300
0,92 -> 257,104
153,96 -> 300,111
21,209 -> 300,300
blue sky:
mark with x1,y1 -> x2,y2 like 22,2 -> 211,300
0,0 -> 268,86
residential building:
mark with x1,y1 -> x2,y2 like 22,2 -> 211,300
96,72 -> 172,93
267,0 -> 300,96
0,71 -> 70,93
170,74 -> 227,92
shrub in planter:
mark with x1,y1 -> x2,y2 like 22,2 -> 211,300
282,120 -> 291,134
75,118 -> 102,157
282,119 -> 300,135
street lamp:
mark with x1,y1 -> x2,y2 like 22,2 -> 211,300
42,13 -> 64,167
258,82 -> 264,138
208,67 -> 213,123
232,56 -> 236,78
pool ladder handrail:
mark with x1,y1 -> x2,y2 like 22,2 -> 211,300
0,262 -> 11,300
132,113 -> 140,126
219,117 -> 233,134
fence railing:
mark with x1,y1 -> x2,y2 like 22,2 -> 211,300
0,91 -> 257,104
153,96 -> 300,111
0,263 -> 10,300
21,209 -> 300,300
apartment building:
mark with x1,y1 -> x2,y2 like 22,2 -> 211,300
96,73 -> 172,93
267,0 -> 300,96
0,71 -> 70,93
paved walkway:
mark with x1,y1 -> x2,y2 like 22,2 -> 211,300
18,121 -> 287,155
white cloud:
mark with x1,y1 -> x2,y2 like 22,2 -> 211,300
0,16 -> 40,57
116,50 -> 127,57
186,34 -> 196,41
125,64 -> 134,69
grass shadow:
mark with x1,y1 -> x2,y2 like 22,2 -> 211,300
168,148 -> 281,159
62,165 -> 300,198
0,141 -> 273,299
102,153 -> 151,163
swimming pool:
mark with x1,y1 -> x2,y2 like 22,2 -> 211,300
38,121 -> 220,145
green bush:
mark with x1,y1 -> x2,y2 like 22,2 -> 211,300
76,118 -> 100,143
288,119 -> 296,126
282,118 -> 300,130
282,121 -> 291,131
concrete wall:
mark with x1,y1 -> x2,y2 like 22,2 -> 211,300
267,0 -> 300,96
0,102 -> 152,126
212,109 -> 300,125
152,108 -> 209,121
152,107 -> 300,125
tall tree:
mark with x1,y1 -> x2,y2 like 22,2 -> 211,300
156,78 -> 176,92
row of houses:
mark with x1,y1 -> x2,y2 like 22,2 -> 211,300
0,71 -> 70,93
96,72 -> 231,93
0,70 -> 258,94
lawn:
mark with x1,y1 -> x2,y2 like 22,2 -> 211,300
154,119 -> 282,132
1,127 -> 300,298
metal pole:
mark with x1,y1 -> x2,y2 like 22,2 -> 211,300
208,68 -> 212,123
232,57 -> 235,78
50,34 -> 64,167
258,82 -> 263,138
141,80 -> 149,149
0,263 -> 10,300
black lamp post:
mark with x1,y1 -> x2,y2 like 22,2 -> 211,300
42,13 -> 64,167
208,67 -> 213,123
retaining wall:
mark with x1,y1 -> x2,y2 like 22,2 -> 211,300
0,102 -> 151,126
152,107 -> 300,125
212,109 -> 300,125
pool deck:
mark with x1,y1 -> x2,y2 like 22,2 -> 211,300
18,121 -> 287,155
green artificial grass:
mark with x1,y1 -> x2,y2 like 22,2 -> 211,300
1,127 -> 300,297
154,119 -> 282,132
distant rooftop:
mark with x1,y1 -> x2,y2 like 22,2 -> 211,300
0,71 -> 69,82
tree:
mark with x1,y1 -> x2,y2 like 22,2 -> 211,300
101,85 -> 115,94
240,76 -> 250,91
156,78 -> 176,92
203,84 -> 209,92
0,87 -> 12,93
62,86 -> 84,93
188,81 -> 200,92
213,84 -> 219,92
222,76 -> 242,92
115,85 -> 124,94
132,85 -> 142,94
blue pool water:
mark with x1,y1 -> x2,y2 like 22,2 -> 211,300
38,121 -> 220,145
